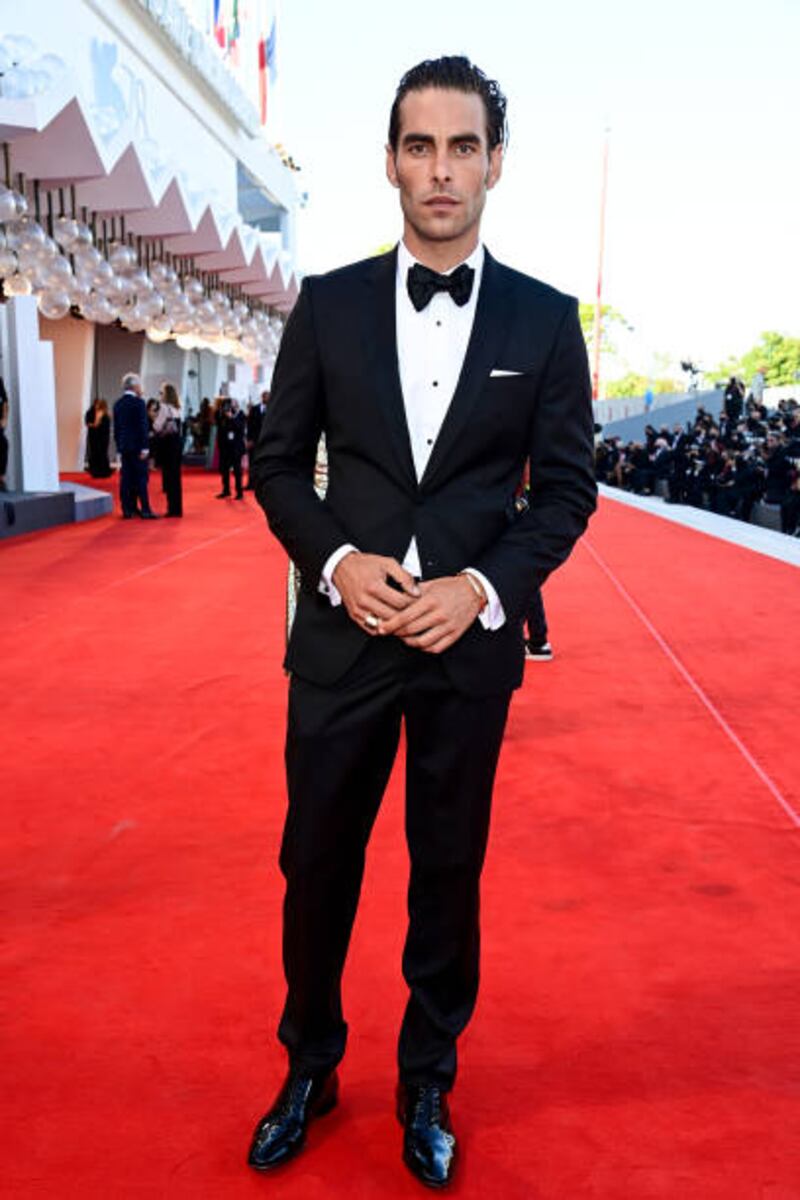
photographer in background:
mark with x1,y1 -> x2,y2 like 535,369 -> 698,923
596,395 -> 800,535
215,396 -> 246,500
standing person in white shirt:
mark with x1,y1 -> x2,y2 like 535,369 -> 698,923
249,55 -> 596,1189
152,382 -> 183,517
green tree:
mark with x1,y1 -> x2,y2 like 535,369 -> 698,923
604,372 -> 648,399
739,332 -> 800,387
578,302 -> 629,357
604,372 -> 680,399
709,332 -> 800,387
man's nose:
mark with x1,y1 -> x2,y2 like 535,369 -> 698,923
431,150 -> 452,184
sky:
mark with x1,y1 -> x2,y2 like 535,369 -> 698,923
274,0 -> 799,380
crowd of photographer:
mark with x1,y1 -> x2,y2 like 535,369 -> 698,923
595,383 -> 800,537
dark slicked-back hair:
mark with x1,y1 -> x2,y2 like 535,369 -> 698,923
388,55 -> 508,154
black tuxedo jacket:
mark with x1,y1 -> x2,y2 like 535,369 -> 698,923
253,247 -> 596,695
112,392 -> 149,455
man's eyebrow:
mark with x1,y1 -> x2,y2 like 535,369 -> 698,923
401,132 -> 435,145
401,132 -> 483,146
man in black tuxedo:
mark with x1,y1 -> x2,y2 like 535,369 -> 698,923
250,56 -> 596,1188
112,372 -> 155,519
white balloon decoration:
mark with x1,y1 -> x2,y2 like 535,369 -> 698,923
0,248 -> 18,276
0,188 -> 17,223
38,289 -> 71,320
0,175 -> 284,366
4,272 -> 33,296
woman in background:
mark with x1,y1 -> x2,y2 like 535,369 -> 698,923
84,398 -> 112,478
152,383 -> 183,517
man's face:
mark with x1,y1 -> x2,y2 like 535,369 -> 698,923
386,87 -> 502,248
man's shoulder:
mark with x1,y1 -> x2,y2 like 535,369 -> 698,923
490,253 -> 576,311
301,250 -> 394,295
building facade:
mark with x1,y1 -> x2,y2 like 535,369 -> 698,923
0,0 -> 299,501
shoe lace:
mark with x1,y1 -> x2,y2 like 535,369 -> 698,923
411,1084 -> 442,1126
275,1074 -> 313,1119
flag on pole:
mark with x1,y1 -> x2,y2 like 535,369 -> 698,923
258,36 -> 267,125
266,15 -> 277,85
213,0 -> 226,48
258,14 -> 277,125
228,0 -> 241,66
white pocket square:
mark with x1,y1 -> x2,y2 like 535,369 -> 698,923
490,368 -> 524,377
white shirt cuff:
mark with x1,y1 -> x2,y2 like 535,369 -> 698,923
464,568 -> 506,630
319,544 -> 359,606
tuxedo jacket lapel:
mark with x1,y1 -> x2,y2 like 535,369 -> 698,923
363,246 -> 514,493
420,249 -> 513,490
364,248 -> 417,488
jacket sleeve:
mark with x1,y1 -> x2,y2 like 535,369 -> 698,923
472,297 -> 597,621
138,399 -> 150,452
252,278 -> 350,586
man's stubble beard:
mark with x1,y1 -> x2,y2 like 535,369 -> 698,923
400,190 -> 487,248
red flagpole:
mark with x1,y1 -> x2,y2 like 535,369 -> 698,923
592,130 -> 610,401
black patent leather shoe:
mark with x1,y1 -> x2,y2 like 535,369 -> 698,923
247,1069 -> 339,1170
397,1083 -> 457,1189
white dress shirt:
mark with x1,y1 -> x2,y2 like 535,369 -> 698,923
321,239 -> 505,630
152,402 -> 181,434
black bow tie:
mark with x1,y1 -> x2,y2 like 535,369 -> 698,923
406,262 -> 475,312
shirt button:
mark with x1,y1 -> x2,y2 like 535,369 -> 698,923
426,438 -> 433,445
432,381 -> 438,387
436,321 -> 442,327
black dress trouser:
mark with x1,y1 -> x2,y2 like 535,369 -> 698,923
526,588 -> 548,645
159,434 -> 183,516
119,452 -> 152,516
278,633 -> 511,1090
220,453 -> 243,496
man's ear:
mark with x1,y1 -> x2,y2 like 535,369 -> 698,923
386,144 -> 400,188
486,144 -> 503,191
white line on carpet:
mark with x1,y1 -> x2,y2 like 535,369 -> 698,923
599,485 -> 800,569
102,523 -> 250,591
583,537 -> 800,830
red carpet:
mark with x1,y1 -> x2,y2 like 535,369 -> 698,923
3,474 -> 799,1198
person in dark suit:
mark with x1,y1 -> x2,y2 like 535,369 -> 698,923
112,373 -> 155,519
245,390 -> 269,489
249,56 -> 597,1188
215,397 -> 246,499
